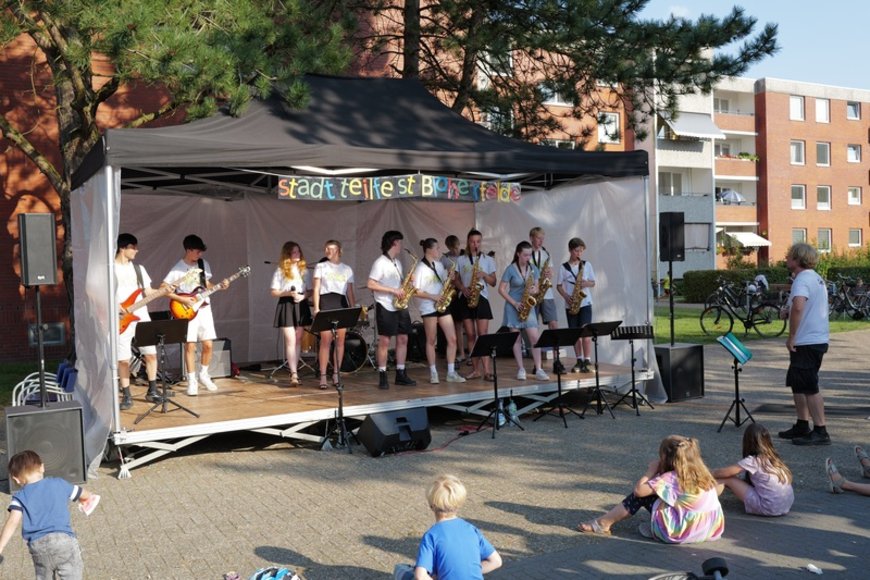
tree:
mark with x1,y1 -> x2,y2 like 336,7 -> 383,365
1,0 -> 353,350
351,0 -> 778,144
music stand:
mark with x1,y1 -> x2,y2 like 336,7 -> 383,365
578,320 -> 622,419
472,331 -> 524,438
133,319 -> 199,425
311,307 -> 362,452
611,325 -> 656,416
532,328 -> 586,427
716,332 -> 755,432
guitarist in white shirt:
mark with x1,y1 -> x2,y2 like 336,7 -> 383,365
115,233 -> 159,410
163,234 -> 228,396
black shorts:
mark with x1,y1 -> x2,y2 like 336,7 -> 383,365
318,292 -> 348,311
566,305 -> 592,329
786,343 -> 828,395
421,310 -> 450,319
455,294 -> 493,321
376,303 -> 412,336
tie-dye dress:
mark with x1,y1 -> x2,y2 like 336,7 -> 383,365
646,471 -> 725,543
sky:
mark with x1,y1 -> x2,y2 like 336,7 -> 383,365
640,0 -> 870,91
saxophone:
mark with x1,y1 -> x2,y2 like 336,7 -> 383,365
435,259 -> 458,313
393,249 -> 419,310
534,256 -> 552,303
516,270 -> 538,322
466,256 -> 483,309
568,260 -> 588,316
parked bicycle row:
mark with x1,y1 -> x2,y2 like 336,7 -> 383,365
699,275 -> 786,337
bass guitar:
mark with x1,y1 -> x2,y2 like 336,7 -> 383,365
118,268 -> 202,334
169,265 -> 251,320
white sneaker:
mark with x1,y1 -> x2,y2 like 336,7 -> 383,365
516,368 -> 527,380
534,368 -> 550,381
430,371 -> 440,385
199,372 -> 218,392
446,371 -> 466,383
186,378 -> 198,396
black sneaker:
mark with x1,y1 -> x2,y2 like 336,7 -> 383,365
580,360 -> 592,373
378,371 -> 389,390
119,395 -> 133,410
793,431 -> 831,446
778,423 -> 811,439
395,371 -> 417,386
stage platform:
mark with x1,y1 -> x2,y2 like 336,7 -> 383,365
111,360 -> 654,477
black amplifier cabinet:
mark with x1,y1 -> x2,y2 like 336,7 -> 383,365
655,344 -> 704,402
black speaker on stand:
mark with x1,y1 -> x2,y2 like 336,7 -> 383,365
659,212 -> 685,262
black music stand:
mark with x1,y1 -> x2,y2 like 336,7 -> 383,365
612,325 -> 656,416
472,331 -> 523,438
578,320 -> 622,419
532,328 -> 586,427
311,307 -> 362,452
133,319 -> 199,425
716,332 -> 755,432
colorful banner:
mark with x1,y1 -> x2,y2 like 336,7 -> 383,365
276,173 -> 520,203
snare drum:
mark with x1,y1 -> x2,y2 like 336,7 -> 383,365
301,327 -> 317,354
317,330 -> 368,373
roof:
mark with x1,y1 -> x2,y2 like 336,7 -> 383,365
660,111 -> 725,140
73,75 -> 648,193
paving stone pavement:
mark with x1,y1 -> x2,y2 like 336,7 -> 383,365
1,329 -> 869,579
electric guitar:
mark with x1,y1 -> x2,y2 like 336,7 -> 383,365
118,268 -> 202,334
169,265 -> 251,320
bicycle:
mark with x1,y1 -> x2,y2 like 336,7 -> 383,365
700,279 -> 786,338
828,274 -> 868,320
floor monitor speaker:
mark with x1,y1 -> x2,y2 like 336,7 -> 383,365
655,344 -> 704,402
357,407 -> 431,457
18,213 -> 58,286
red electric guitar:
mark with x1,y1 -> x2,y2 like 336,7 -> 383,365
169,265 -> 251,320
118,268 -> 202,334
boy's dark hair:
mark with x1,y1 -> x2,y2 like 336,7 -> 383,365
8,450 -> 42,480
117,233 -> 138,249
183,234 -> 207,251
381,230 -> 403,254
568,237 -> 586,251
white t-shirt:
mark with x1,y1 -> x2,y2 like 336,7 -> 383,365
557,260 -> 595,308
456,253 -> 496,301
165,259 -> 211,294
413,259 -> 447,315
369,254 -> 403,311
531,247 -> 555,300
789,269 -> 829,345
116,261 -> 153,321
314,261 -> 354,295
270,264 -> 309,301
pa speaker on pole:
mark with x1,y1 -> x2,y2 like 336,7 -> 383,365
659,212 -> 685,262
18,213 -> 58,286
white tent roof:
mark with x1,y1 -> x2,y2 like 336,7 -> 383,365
727,231 -> 771,247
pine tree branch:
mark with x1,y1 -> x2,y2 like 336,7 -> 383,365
123,100 -> 179,129
0,112 -> 64,193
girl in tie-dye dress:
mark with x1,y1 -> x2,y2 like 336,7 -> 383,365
578,435 -> 724,543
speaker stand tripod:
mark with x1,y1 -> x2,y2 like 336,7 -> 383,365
133,320 -> 199,425
716,332 -> 755,432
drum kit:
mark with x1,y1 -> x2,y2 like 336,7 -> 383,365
301,302 -> 376,374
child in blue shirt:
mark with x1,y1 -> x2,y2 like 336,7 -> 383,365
0,450 -> 97,578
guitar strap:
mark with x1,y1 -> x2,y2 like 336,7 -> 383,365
197,258 -> 206,287
133,263 -> 145,290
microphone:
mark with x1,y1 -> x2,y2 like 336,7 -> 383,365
264,260 -> 273,264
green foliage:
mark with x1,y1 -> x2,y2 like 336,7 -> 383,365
681,268 -> 790,303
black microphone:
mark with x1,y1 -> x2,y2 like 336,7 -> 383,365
264,260 -> 273,264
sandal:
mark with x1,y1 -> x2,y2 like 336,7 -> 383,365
577,519 -> 611,536
638,522 -> 654,539
290,373 -> 299,387
856,445 -> 870,479
332,373 -> 340,385
464,372 -> 482,381
484,373 -> 495,382
319,374 -> 329,390
826,458 -> 845,494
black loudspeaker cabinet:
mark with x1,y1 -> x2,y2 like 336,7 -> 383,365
182,337 -> 233,378
5,401 -> 86,491
357,407 -> 432,457
18,213 -> 58,286
655,343 -> 704,402
659,211 -> 686,262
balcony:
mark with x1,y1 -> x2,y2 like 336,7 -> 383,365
715,156 -> 759,179
714,111 -> 756,133
716,202 -> 758,224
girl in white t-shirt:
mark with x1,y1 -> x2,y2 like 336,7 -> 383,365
312,240 -> 356,389
270,241 -> 312,386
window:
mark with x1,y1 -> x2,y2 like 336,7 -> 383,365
481,107 -> 513,134
817,186 -> 831,210
792,228 -> 807,244
847,144 -> 862,163
815,98 -> 830,123
715,142 -> 732,157
713,97 -> 730,113
790,140 -> 805,164
539,84 -> 571,106
685,223 -> 711,251
791,185 -> 806,209
816,142 -> 830,166
849,228 -> 863,247
847,101 -> 861,120
789,95 -> 805,120
658,172 -> 683,196
598,112 -> 620,144
540,139 -> 576,149
817,228 -> 832,253
848,186 -> 863,205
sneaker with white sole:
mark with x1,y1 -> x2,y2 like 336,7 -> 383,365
516,368 -> 527,380
430,371 -> 440,384
199,372 -> 218,392
445,372 -> 466,383
534,368 -> 550,381
186,378 -> 198,396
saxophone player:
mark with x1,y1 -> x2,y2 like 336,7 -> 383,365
557,237 -> 596,373
367,230 -> 417,389
529,227 -> 558,331
413,239 -> 467,385
498,242 -> 550,382
455,229 -> 497,381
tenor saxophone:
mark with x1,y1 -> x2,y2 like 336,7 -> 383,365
393,249 -> 419,310
435,259 -> 458,313
466,256 -> 483,309
568,260 -> 588,316
534,256 -> 552,303
516,271 -> 538,322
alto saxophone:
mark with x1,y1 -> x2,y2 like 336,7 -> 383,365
435,259 -> 458,313
516,270 -> 538,322
534,256 -> 552,303
568,260 -> 588,316
466,256 -> 483,309
393,249 -> 419,310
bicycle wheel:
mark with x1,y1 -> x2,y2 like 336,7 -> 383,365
700,306 -> 734,336
752,303 -> 787,338
703,292 -> 720,310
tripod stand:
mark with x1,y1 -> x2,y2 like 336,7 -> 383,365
473,331 -> 524,438
311,307 -> 362,452
611,325 -> 656,416
716,332 -> 755,432
578,320 -> 622,419
133,320 -> 200,425
266,327 -> 316,381
533,328 -> 586,427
